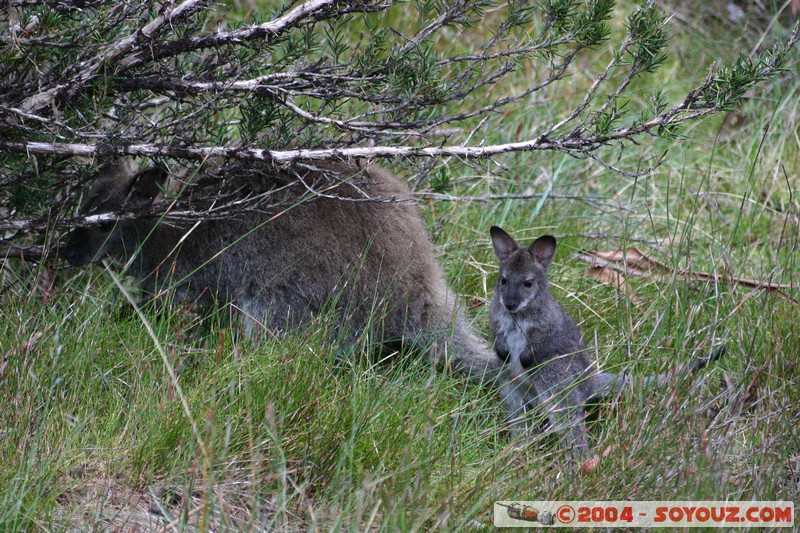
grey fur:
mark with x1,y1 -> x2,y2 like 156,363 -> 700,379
63,159 -> 531,424
488,226 -> 725,454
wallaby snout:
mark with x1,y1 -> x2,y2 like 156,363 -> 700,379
62,234 -> 88,266
63,225 -> 114,267
501,286 -> 523,313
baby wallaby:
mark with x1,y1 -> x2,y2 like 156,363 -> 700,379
488,226 -> 724,454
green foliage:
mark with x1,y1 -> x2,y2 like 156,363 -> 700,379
0,0 -> 791,222
594,96 -> 629,135
430,166 -> 453,193
702,43 -> 791,110
573,0 -> 615,47
539,0 -> 613,47
624,1 -> 669,73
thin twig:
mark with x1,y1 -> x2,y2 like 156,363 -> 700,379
416,191 -> 636,212
21,0 -> 204,112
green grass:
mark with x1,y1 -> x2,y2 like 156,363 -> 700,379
1,2 -> 799,530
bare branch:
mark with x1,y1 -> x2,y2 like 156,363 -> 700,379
20,0 -> 205,113
118,0 -> 387,70
0,244 -> 47,261
1,0 -> 796,247
417,191 -> 636,213
0,87 -> 736,164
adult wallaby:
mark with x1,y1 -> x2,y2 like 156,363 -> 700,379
488,226 -> 724,454
63,158 -> 533,425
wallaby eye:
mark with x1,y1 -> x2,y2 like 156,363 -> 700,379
500,276 -> 507,286
523,280 -> 534,289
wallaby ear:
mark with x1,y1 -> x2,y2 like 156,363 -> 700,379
127,167 -> 169,209
490,226 -> 518,261
529,235 -> 556,270
93,158 -> 137,189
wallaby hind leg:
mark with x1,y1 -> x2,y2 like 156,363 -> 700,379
563,411 -> 589,455
538,390 -> 590,454
540,404 -> 589,455
510,363 -> 589,453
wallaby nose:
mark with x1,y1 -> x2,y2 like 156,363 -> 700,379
62,234 -> 91,267
62,246 -> 80,266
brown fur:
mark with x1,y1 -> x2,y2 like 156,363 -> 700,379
64,159 -> 532,424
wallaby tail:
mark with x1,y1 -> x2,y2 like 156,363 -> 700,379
690,344 -> 726,372
589,344 -> 727,402
448,316 -> 505,380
